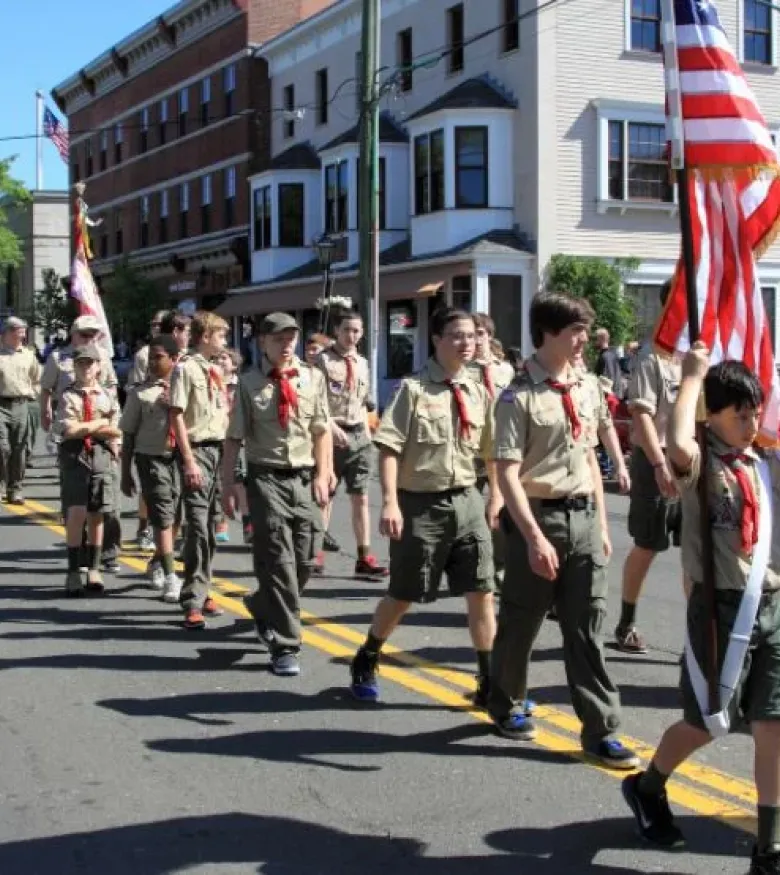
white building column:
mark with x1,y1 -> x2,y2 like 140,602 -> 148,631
471,269 -> 490,312
521,267 -> 534,357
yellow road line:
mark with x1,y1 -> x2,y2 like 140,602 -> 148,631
7,497 -> 758,829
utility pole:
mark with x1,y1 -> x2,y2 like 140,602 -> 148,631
358,0 -> 380,404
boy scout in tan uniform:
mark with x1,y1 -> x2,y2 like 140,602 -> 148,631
316,310 -> 387,579
490,292 -> 638,770
350,308 -> 500,703
0,317 -> 41,503
222,312 -> 331,677
169,311 -> 229,630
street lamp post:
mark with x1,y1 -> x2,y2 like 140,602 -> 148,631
314,234 -> 337,333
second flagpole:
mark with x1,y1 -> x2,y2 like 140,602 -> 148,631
35,90 -> 44,191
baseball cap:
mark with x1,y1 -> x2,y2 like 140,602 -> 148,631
73,343 -> 101,362
257,312 -> 300,335
72,315 -> 102,334
3,316 -> 27,331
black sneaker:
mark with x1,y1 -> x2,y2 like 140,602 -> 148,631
622,772 -> 685,849
585,737 -> 640,770
323,531 -> 340,552
350,647 -> 379,702
103,559 -> 121,573
472,675 -> 490,708
752,844 -> 780,875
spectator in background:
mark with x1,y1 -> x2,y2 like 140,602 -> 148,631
305,332 -> 333,366
594,328 -> 624,398
505,347 -> 523,374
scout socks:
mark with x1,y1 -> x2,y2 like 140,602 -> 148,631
160,552 -> 175,576
619,600 -> 637,630
476,650 -> 491,678
758,805 -> 780,852
87,545 -> 103,571
67,547 -> 81,572
364,632 -> 385,655
638,762 -> 669,796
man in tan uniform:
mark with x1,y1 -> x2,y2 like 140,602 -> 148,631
316,310 -> 387,579
127,310 -> 167,388
0,317 -> 41,502
222,312 -> 331,677
169,311 -> 229,630
617,281 -> 683,653
350,307 -> 500,704
490,291 -> 638,769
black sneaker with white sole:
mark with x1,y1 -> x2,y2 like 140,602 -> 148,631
752,844 -> 780,875
622,772 -> 685,849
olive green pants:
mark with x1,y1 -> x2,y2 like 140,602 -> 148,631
26,400 -> 40,460
0,399 -> 29,493
489,502 -> 622,747
244,464 -> 323,653
180,443 -> 222,611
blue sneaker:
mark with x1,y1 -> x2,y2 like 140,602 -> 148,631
495,712 -> 536,740
585,737 -> 639,770
271,650 -> 300,677
350,648 -> 380,702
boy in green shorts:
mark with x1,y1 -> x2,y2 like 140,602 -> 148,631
120,334 -> 183,604
623,342 -> 780,874
55,344 -> 121,597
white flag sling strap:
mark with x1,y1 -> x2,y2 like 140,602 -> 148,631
684,457 -> 772,738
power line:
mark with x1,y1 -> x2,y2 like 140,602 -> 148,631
0,0 -> 567,146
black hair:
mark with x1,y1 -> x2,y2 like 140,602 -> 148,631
530,292 -> 595,348
149,334 -> 180,358
704,360 -> 764,414
430,307 -> 474,338
160,311 -> 191,333
334,309 -> 362,329
505,346 -> 523,369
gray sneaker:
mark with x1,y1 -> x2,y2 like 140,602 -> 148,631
271,651 -> 300,677
65,570 -> 85,597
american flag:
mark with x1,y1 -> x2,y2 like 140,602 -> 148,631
70,255 -> 113,359
655,0 -> 780,444
42,106 -> 69,163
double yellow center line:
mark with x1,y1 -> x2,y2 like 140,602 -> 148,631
4,496 -> 757,836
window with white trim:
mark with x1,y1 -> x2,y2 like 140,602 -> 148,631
114,123 -> 123,164
159,98 -> 169,146
324,160 -> 349,233
414,129 -> 445,215
629,0 -> 661,52
224,167 -> 236,226
744,0 -> 773,65
224,64 -> 236,117
160,189 -> 169,244
201,77 -> 211,126
140,107 -> 149,154
180,181 -> 189,238
179,88 -> 189,137
608,120 -> 673,202
100,130 -> 108,171
254,185 -> 272,250
201,174 -> 212,233
139,194 -> 150,248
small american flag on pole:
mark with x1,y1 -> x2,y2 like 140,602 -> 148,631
42,106 -> 69,163
655,0 -> 780,444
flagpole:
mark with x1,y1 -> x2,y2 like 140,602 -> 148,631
35,91 -> 44,191
662,0 -> 720,716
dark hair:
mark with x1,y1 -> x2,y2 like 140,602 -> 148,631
660,279 -> 673,307
473,312 -> 496,337
149,334 -> 179,358
430,307 -> 474,338
160,312 -> 191,333
334,309 -> 362,329
530,292 -> 594,348
505,346 -> 523,369
704,360 -> 764,414
306,332 -> 332,348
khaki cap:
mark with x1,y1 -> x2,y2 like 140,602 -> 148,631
73,343 -> 102,362
72,314 -> 102,333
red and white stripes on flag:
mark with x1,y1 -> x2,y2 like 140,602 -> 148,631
70,255 -> 114,359
42,106 -> 69,164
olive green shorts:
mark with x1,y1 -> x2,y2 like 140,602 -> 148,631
628,447 -> 681,552
136,453 -> 180,529
59,442 -> 114,514
681,585 -> 780,731
333,429 -> 372,495
388,486 -> 494,603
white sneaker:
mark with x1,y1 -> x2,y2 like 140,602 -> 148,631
162,573 -> 182,604
147,561 -> 165,591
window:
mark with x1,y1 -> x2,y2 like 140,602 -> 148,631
115,210 -> 123,255
253,185 -> 272,250
762,286 -> 777,350
608,120 -> 674,202
625,283 -> 664,339
502,0 -> 519,53
224,63 -> 236,117
224,167 -> 236,227
140,107 -> 149,154
455,127 -> 488,208
325,161 -> 349,233
447,4 -> 465,73
630,0 -> 661,52
397,29 -> 413,91
160,190 -> 169,244
139,195 -> 150,248
179,88 -> 189,137
71,161 -> 80,184
283,84 -> 295,138
745,0 -> 772,64
356,157 -> 387,229
85,140 -> 93,177
114,123 -> 123,164
201,174 -> 212,234
201,77 -> 211,126
159,98 -> 169,145
99,229 -> 108,259
100,130 -> 108,171
316,68 -> 328,125
414,129 -> 445,215
278,184 -> 305,247
386,302 -> 417,378
179,182 -> 189,238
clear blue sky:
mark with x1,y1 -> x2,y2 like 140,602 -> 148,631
0,0 -> 170,192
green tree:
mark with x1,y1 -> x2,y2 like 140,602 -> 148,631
546,254 -> 640,349
102,261 -> 168,340
0,157 -> 31,270
30,268 -> 72,338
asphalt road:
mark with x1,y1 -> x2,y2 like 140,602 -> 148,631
0,448 -> 761,875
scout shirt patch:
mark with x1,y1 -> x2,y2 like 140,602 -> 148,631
329,380 -> 344,394
500,388 -> 515,403
255,383 -> 275,411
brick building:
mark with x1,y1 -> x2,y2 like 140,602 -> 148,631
51,0 -> 335,315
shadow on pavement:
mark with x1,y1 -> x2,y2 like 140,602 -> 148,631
530,682 -> 681,711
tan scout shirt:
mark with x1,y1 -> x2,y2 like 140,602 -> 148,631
120,379 -> 174,457
0,345 -> 41,399
493,356 -> 610,499
627,349 -> 681,448
677,432 -> 780,592
127,345 -> 150,387
373,357 -> 492,493
317,346 -> 369,426
56,383 -> 119,435
467,358 -> 515,396
169,352 -> 228,443
41,344 -> 118,403
227,356 -> 329,468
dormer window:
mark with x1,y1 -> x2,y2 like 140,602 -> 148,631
454,127 -> 488,208
324,160 -> 349,233
414,129 -> 445,215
